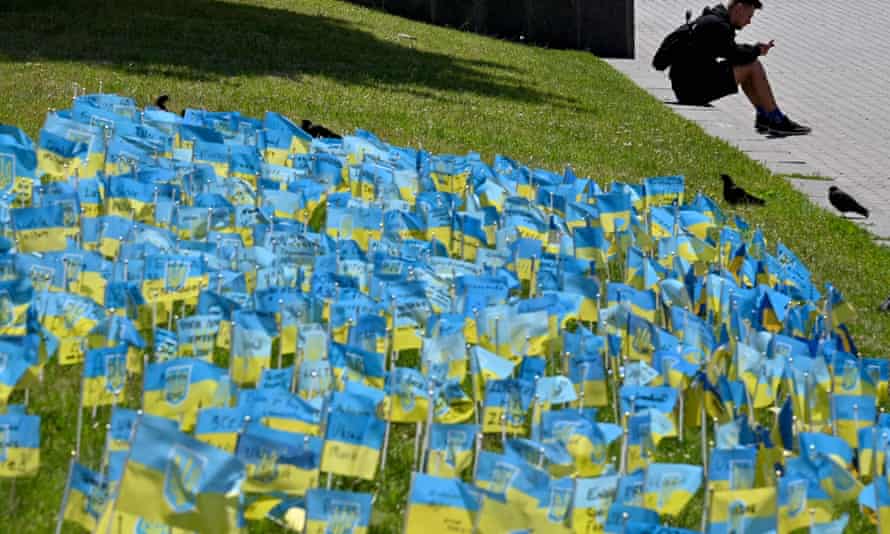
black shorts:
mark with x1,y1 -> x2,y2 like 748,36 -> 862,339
670,61 -> 738,105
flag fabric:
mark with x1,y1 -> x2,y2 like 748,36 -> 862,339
708,487 -> 777,534
642,463 -> 703,515
143,358 -> 226,431
63,462 -> 111,532
404,473 -> 480,534
426,423 -> 478,478
0,407 -> 39,478
320,391 -> 385,480
304,489 -> 373,534
236,421 -> 322,496
114,415 -> 246,533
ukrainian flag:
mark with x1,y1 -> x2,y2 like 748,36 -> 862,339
404,473 -> 480,534
643,175 -> 684,208
230,310 -> 276,385
329,341 -> 386,390
0,339 -> 37,408
475,450 -> 551,512
708,487 -> 776,534
426,423 -> 478,478
831,394 -> 874,449
304,489 -> 372,534
104,175 -> 163,223
777,475 -> 831,534
320,392 -> 386,480
11,204 -> 77,253
381,367 -> 429,423
236,421 -> 322,496
642,463 -> 702,515
0,128 -> 37,205
568,351 -> 607,408
482,378 -> 535,435
540,410 -> 620,477
858,426 -> 890,479
239,388 -> 322,436
326,205 -> 383,251
141,254 -> 208,306
707,447 -> 757,491
594,191 -> 632,234
194,407 -> 246,453
571,475 -> 620,532
115,416 -> 245,533
63,462 -> 110,532
143,358 -> 225,431
36,123 -> 104,181
0,408 -> 40,478
82,345 -> 130,407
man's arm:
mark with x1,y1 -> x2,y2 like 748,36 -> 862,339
696,20 -> 760,64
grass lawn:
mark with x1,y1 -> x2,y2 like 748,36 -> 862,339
0,0 -> 886,531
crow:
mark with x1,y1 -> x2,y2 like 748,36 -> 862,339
721,174 -> 765,206
828,186 -> 868,218
880,295 -> 890,312
301,119 -> 342,140
155,94 -> 170,112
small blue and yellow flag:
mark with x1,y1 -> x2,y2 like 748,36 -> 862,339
0,338 -> 38,408
426,423 -> 478,478
573,475 -> 620,532
320,391 -> 386,480
0,407 -> 39,478
230,310 -> 276,385
643,463 -> 702,515
115,415 -> 246,533
304,489 -> 373,534
708,487 -> 776,534
381,367 -> 429,423
643,175 -> 684,208
405,473 -> 480,534
236,421 -> 322,496
63,462 -> 111,532
143,358 -> 226,431
708,447 -> 757,491
194,406 -> 246,453
82,344 -> 129,407
482,378 -> 535,435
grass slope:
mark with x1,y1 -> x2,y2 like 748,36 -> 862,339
0,0 -> 885,531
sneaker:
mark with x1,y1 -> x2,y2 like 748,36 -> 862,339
768,116 -> 812,136
755,114 -> 770,133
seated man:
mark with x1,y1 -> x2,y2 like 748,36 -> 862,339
669,0 -> 811,136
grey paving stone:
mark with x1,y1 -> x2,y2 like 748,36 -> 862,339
606,0 -> 890,238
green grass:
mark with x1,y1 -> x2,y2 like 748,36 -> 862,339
0,0 -> 885,532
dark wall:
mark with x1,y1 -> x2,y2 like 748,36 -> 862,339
348,0 -> 635,59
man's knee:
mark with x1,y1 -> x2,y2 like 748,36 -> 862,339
734,59 -> 763,82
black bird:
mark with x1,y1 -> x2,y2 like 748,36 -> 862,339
880,295 -> 890,312
301,119 -> 342,140
829,186 -> 869,218
155,94 -> 170,112
721,174 -> 765,206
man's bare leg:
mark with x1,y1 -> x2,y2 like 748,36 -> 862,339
733,60 -> 777,111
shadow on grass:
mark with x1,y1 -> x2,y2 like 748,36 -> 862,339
0,0 -> 575,106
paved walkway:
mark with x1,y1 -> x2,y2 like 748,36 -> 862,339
605,0 -> 890,238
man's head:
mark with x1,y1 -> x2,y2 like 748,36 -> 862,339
727,0 -> 762,29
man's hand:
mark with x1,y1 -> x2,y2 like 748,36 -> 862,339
758,40 -> 775,56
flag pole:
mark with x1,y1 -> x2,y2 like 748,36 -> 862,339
53,450 -> 78,534
420,386 -> 436,473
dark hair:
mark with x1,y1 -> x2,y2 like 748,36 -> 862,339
729,0 -> 763,9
